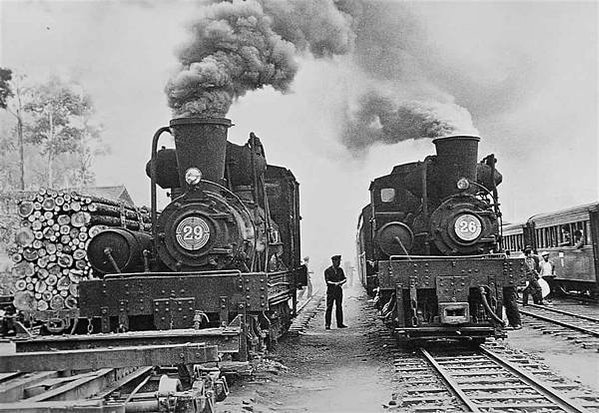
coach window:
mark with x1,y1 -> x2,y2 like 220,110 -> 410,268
539,228 -> 545,248
518,235 -> 523,251
380,188 -> 395,203
540,228 -> 547,248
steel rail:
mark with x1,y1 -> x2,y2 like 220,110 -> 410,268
419,348 -> 481,412
479,346 -> 590,413
296,289 -> 322,314
519,308 -> 599,337
522,302 -> 599,323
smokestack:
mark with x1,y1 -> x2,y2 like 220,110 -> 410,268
432,135 -> 480,199
169,117 -> 232,185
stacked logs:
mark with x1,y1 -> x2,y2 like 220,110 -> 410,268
9,188 -> 151,313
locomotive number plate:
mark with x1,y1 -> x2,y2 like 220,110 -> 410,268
176,216 -> 210,250
454,214 -> 482,241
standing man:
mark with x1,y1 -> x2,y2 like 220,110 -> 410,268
522,245 -> 543,305
324,255 -> 347,329
298,256 -> 313,300
539,251 -> 555,301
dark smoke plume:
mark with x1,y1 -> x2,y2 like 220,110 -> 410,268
166,0 -> 482,155
342,90 -> 478,153
165,0 -> 355,117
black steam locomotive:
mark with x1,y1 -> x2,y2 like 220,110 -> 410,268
43,118 -> 304,358
0,119 -> 304,410
356,135 -> 526,343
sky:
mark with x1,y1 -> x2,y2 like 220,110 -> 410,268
1,0 -> 597,272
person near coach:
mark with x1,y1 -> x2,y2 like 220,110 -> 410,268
522,245 -> 543,305
324,255 -> 347,329
501,250 -> 522,329
539,251 -> 556,301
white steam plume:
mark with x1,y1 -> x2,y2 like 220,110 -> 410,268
342,90 -> 479,154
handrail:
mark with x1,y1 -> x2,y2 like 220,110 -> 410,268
389,253 -> 510,261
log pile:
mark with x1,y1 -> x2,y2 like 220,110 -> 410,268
6,188 -> 151,314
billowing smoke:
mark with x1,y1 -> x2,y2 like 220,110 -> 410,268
337,2 -> 482,154
166,0 -> 481,154
343,90 -> 478,153
165,0 -> 355,117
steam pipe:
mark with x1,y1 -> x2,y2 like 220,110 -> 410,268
261,174 -> 273,264
104,248 -> 121,273
488,154 -> 501,217
249,134 -> 261,271
479,286 -> 504,326
151,126 -> 171,242
422,156 -> 433,255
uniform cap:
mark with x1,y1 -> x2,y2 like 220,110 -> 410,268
331,255 -> 341,260
524,245 -> 532,252
541,251 -> 549,257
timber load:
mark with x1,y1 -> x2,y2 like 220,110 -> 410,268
1,188 -> 150,329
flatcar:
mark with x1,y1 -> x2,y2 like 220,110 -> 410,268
502,202 -> 599,296
357,135 -> 526,344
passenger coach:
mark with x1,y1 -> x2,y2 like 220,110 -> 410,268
502,202 -> 599,296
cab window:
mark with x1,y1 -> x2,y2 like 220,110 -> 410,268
381,188 -> 395,203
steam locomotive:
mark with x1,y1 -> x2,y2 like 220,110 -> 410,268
13,118 -> 305,360
356,135 -> 526,343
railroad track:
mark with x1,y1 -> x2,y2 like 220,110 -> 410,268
519,302 -> 599,350
392,342 -> 599,412
287,290 -> 325,335
0,294 -> 321,412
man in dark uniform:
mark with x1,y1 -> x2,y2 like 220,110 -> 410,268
324,255 -> 347,329
522,245 -> 543,305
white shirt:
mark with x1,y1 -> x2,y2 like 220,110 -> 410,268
539,260 -> 554,276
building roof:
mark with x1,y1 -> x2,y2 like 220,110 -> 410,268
76,185 -> 135,206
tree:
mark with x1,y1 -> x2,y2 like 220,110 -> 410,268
0,72 -> 106,190
24,76 -> 100,188
0,68 -> 13,109
0,69 -> 26,189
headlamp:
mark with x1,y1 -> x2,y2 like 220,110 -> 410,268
185,168 -> 202,186
456,177 -> 470,190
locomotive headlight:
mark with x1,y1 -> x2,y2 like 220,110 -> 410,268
185,168 -> 202,186
454,214 -> 482,242
456,177 -> 470,190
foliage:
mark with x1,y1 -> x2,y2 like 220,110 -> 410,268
0,68 -> 13,109
0,71 -> 106,190
24,76 -> 93,156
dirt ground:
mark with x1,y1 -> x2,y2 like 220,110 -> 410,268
221,287 -> 599,413
220,285 -> 396,413
505,312 -> 599,392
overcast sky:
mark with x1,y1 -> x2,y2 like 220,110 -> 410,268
1,0 -> 597,271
